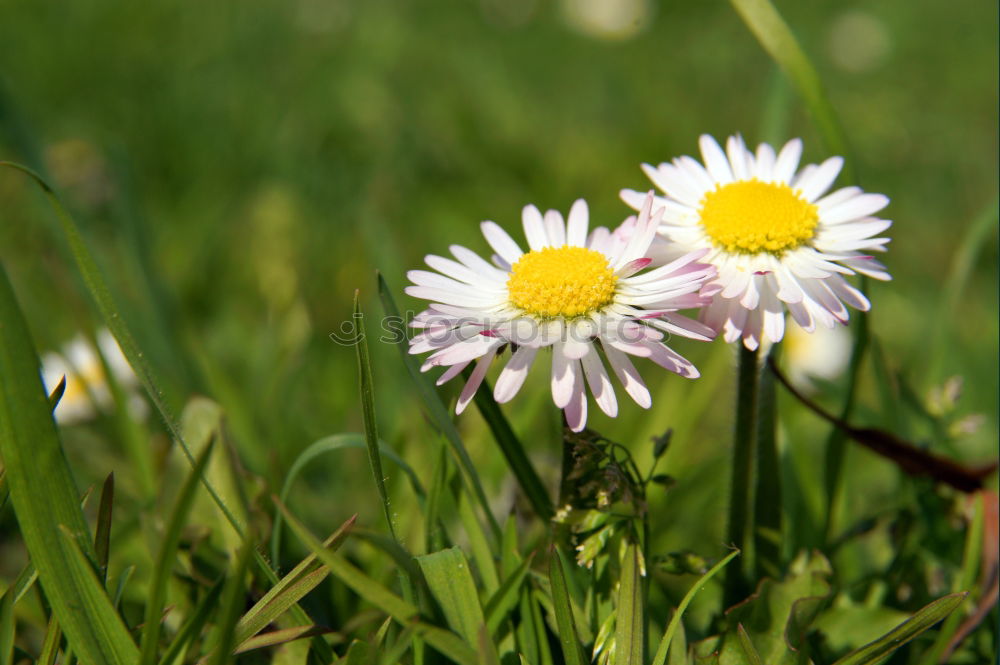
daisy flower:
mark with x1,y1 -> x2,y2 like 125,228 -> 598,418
405,193 -> 717,432
41,328 -> 145,425
621,134 -> 892,350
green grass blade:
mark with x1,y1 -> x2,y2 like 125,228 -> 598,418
727,0 -> 852,173
472,375 -> 553,520
614,543 -> 644,665
377,272 -> 501,541
548,549 -> 586,665
234,625 -> 335,655
95,472 -> 114,584
207,537 -> 255,665
139,441 -> 215,665
651,550 -> 740,665
831,592 -> 967,665
0,263 -> 139,664
235,515 -> 355,646
416,547 -> 492,654
484,553 -> 534,636
0,589 -> 13,665
37,615 -> 62,665
156,579 -> 224,665
270,434 -> 423,566
276,499 -> 480,665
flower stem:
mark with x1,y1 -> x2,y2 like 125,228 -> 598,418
724,344 -> 760,608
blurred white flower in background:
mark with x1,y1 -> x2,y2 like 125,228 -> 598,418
782,317 -> 852,391
560,0 -> 653,41
826,10 -> 891,73
41,329 -> 145,425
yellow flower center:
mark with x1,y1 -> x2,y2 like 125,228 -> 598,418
507,246 -> 618,318
699,179 -> 819,255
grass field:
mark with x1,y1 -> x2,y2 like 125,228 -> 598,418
0,0 -> 997,663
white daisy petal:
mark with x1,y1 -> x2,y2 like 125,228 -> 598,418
821,193 -> 890,225
602,342 -> 651,408
522,204 -> 548,250
544,210 -> 566,246
494,345 -> 538,403
481,221 -> 524,264
566,199 -> 589,247
699,134 -> 734,184
772,138 -> 803,183
797,156 -> 844,202
563,361 -> 588,432
580,345 -> 617,418
457,347 -> 499,414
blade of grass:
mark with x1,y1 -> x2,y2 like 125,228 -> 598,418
651,550 -> 740,665
95,472 -> 114,584
614,543 -> 644,665
377,272 -> 501,541
484,552 -> 534,636
276,499 -> 480,665
0,263 -> 139,664
139,441 -> 215,665
206,537 -> 255,665
234,626 -> 337,655
0,162 -> 330,658
471,374 -> 553,520
548,549 -> 586,665
270,434 -> 423,566
0,589 -> 13,665
235,515 -> 355,647
37,615 -> 62,665
831,592 -> 967,665
156,579 -> 224,665
727,0 -> 852,174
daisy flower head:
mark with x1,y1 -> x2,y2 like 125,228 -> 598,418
621,134 -> 892,350
405,193 -> 717,432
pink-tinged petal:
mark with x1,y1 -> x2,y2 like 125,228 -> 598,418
800,278 -> 849,324
563,336 -> 591,360
616,257 -> 652,278
551,342 -> 575,408
480,221 -> 524,264
787,299 -> 815,332
826,274 -> 871,311
602,342 -> 651,408
456,347 -> 499,414
436,360 -> 471,386
796,156 -> 844,201
739,275 -> 760,310
638,340 -> 699,378
699,134 -> 734,184
544,210 -> 566,246
587,226 -> 613,256
741,307 -> 763,351
425,335 -> 501,368
720,270 -> 751,299
840,255 -> 892,281
646,313 -> 716,342
425,254 -> 504,288
494,345 -> 538,403
722,302 -> 749,344
522,204 -> 548,250
772,138 -> 803,183
580,345 -> 617,418
614,192 -> 661,269
563,361 -> 588,432
774,265 -> 806,304
566,199 -> 589,247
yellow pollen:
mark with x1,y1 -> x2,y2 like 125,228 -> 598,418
699,179 -> 819,255
507,246 -> 618,318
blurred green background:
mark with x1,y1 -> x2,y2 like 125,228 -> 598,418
0,0 -> 996,624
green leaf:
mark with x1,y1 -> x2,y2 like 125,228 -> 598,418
37,615 -> 62,665
0,589 -> 13,665
377,272 -> 501,541
615,543 -> 644,665
0,263 -> 139,664
235,515 -> 355,647
719,551 -> 832,665
831,593 -> 967,665
277,500 -> 480,665
734,625 -> 763,665
652,550 -> 740,665
416,548 -> 492,652
484,552 -> 534,636
139,440 -> 215,665
548,549 -> 586,665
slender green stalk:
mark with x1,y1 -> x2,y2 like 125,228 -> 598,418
754,345 -> 782,579
724,345 -> 760,608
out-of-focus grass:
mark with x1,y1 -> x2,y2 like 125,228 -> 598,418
0,0 -> 996,650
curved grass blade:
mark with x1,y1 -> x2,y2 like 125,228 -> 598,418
484,552 -> 534,636
831,592 -> 967,665
276,499 -> 479,665
0,264 -> 139,664
377,272 -> 501,541
139,440 -> 215,665
234,626 -> 337,655
652,550 -> 740,665
548,549 -> 586,665
95,473 -> 114,584
156,579 -> 223,665
270,434 -> 423,565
